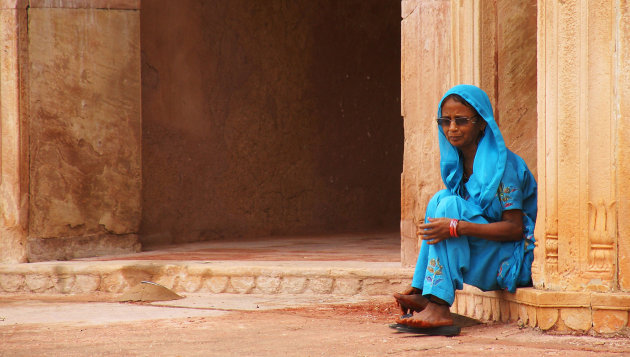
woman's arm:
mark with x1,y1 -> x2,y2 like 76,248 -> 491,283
416,209 -> 524,245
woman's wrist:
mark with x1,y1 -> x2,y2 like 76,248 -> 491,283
455,220 -> 465,237
449,219 -> 460,238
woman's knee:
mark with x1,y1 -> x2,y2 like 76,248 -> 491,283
426,190 -> 453,217
434,195 -> 465,217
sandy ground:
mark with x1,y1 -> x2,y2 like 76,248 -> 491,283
1,295 -> 629,356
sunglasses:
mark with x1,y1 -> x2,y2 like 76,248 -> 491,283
436,115 -> 478,127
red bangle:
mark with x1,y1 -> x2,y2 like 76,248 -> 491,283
449,219 -> 460,238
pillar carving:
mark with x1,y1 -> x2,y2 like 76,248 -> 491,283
587,200 -> 616,273
534,0 -> 622,293
523,0 -> 630,334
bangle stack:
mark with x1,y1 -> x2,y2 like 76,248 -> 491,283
449,219 -> 460,238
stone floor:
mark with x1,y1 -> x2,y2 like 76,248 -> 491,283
1,293 -> 629,356
85,231 -> 403,262
1,231 -> 629,355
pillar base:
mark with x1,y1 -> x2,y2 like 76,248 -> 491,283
452,285 -> 630,335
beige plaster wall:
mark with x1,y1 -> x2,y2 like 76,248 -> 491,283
140,0 -> 402,245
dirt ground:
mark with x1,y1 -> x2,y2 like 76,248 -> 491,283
1,298 -> 629,356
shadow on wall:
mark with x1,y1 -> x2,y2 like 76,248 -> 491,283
140,0 -> 402,245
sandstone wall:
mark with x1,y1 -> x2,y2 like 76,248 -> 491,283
27,6 -> 142,260
495,0 -> 538,177
140,0 -> 402,245
0,3 -> 29,263
28,8 -> 142,240
0,2 -> 143,262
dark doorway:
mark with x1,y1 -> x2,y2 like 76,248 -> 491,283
140,0 -> 403,246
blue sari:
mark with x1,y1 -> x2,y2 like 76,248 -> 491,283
411,85 -> 537,305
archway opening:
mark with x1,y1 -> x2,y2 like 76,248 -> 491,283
139,1 -> 403,252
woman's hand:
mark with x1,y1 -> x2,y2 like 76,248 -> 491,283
416,217 -> 453,244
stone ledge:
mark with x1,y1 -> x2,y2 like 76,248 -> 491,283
0,260 -> 414,297
453,286 -> 630,335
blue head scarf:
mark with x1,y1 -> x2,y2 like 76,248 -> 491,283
437,85 -> 507,213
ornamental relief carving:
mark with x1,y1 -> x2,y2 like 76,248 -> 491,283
587,200 -> 616,273
545,234 -> 558,269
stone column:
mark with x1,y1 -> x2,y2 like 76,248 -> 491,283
533,0 -> 630,333
0,0 -> 142,262
400,0 -> 451,267
401,0 -> 628,334
0,0 -> 29,263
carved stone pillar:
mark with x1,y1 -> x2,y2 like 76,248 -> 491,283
532,0 -> 630,333
401,0 -> 628,334
0,0 -> 142,262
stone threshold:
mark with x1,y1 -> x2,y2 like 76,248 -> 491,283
0,260 -> 414,296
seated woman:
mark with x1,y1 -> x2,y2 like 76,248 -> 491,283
395,84 -> 537,328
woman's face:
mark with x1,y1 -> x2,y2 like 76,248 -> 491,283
440,97 -> 486,151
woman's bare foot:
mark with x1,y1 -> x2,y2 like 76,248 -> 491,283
393,286 -> 427,314
393,293 -> 429,315
398,285 -> 420,295
395,301 -> 453,328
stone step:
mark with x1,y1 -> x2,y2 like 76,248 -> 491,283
0,260 -> 414,297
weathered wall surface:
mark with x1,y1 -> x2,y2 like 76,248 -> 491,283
495,0 -> 538,178
140,0 -> 402,245
29,8 -> 142,238
452,0 -> 538,177
27,5 -> 142,260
